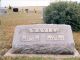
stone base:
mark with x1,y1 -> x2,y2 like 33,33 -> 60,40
4,48 -> 80,58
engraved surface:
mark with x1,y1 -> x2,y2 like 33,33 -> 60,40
12,24 -> 75,54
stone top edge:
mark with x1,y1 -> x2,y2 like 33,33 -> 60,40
15,24 -> 71,28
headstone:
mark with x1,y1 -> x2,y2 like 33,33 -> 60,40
13,8 -> 18,12
12,24 -> 75,55
25,9 -> 28,13
34,9 -> 37,13
0,7 -> 7,15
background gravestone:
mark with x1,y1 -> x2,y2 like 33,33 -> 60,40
0,7 -> 7,15
13,8 -> 18,12
12,24 -> 75,55
25,9 -> 28,13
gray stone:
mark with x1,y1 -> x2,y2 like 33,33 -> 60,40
0,7 -> 7,15
4,48 -> 79,57
11,24 -> 76,55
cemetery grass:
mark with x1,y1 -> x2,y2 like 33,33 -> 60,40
0,57 -> 80,60
0,10 -> 80,60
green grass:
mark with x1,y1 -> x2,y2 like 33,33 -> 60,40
64,58 -> 80,60
0,56 -> 80,60
0,56 -> 57,60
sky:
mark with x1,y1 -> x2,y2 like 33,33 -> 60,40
0,0 -> 51,7
0,0 -> 80,7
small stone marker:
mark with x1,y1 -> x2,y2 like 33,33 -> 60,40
0,7 -> 7,15
13,8 -> 18,12
11,24 -> 76,55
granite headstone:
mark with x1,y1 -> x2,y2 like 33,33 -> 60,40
12,24 -> 75,55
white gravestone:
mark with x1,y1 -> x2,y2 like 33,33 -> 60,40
11,24 -> 76,55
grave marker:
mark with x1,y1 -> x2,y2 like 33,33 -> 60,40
4,24 -> 79,57
12,24 -> 75,54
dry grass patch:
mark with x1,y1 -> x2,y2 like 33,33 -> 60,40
73,32 -> 80,52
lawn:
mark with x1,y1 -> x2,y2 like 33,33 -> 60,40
0,9 -> 80,60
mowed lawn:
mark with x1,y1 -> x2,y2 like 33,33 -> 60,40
0,9 -> 80,60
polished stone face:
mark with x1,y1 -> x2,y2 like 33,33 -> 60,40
12,24 -> 75,54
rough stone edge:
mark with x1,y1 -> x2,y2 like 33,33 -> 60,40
4,48 -> 80,58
